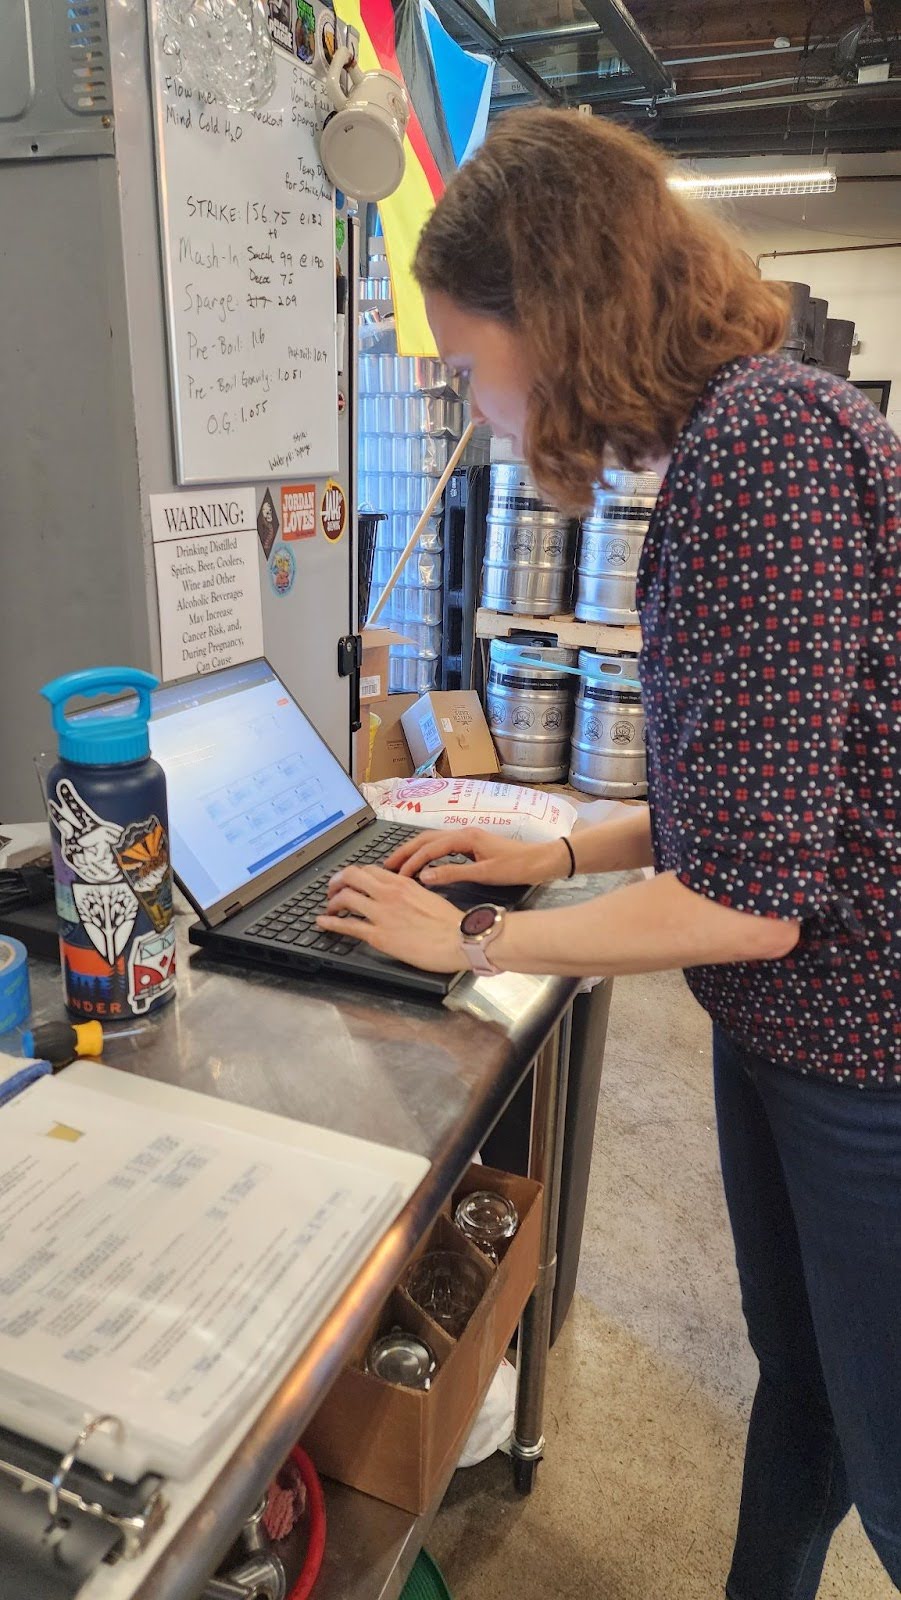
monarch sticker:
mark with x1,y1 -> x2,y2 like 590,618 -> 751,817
320,479 -> 347,542
269,544 -> 297,596
281,483 -> 316,540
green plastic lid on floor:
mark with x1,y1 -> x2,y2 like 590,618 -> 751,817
399,1551 -> 452,1600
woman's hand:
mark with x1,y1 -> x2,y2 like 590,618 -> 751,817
383,826 -> 569,889
316,864 -> 465,971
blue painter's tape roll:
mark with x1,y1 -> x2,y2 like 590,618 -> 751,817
0,939 -> 30,1033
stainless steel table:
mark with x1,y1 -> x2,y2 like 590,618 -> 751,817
19,872 -> 624,1600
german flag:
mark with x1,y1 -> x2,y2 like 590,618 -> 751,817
336,0 -> 492,355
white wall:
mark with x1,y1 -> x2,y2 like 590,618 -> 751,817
693,153 -> 901,435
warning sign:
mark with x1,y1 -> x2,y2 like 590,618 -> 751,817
320,479 -> 347,543
281,483 -> 317,540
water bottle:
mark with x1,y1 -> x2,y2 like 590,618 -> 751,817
40,668 -> 176,1021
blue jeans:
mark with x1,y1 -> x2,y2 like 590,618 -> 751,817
712,1027 -> 901,1598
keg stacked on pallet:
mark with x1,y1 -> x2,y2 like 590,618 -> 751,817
569,467 -> 659,796
570,652 -> 646,798
478,462 -> 659,798
575,468 -> 660,627
486,639 -> 579,784
481,465 -> 579,617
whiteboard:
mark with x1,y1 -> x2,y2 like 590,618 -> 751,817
150,8 -> 339,485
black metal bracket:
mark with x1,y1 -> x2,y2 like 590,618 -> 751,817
338,634 -> 363,733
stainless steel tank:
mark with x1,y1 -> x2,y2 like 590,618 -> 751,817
481,464 -> 577,618
575,468 -> 660,625
486,637 -> 579,783
569,651 -> 647,798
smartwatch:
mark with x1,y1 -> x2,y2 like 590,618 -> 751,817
459,904 -> 506,977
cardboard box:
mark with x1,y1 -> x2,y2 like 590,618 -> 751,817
401,691 -> 500,779
359,627 -> 410,705
303,1165 -> 542,1515
368,694 -> 418,782
353,693 -> 418,785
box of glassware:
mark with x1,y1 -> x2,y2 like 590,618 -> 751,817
303,1165 -> 542,1514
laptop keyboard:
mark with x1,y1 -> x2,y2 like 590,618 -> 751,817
244,825 -> 416,957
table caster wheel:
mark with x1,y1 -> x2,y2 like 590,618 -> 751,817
513,1456 -> 538,1495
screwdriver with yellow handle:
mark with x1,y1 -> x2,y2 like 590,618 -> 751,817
21,1020 -> 144,1069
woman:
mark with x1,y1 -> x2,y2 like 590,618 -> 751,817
318,111 -> 900,1594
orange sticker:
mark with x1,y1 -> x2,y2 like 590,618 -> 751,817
320,479 -> 347,542
281,483 -> 317,540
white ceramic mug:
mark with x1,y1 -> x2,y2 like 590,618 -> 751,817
319,46 -> 409,202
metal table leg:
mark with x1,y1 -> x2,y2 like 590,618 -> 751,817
510,1007 -> 573,1493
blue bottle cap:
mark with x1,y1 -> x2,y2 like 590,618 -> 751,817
40,667 -> 159,766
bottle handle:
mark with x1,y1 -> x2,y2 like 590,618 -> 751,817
40,668 -> 158,741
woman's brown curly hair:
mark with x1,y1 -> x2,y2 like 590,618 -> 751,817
414,109 -> 789,513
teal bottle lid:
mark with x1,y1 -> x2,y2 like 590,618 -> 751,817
41,667 -> 159,766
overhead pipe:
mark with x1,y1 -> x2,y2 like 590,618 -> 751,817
756,241 -> 901,264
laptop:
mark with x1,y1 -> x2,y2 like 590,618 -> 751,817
135,659 -> 530,999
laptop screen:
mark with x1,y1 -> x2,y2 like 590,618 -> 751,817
73,660 -> 366,914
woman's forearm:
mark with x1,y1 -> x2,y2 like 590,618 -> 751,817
568,806 -> 654,875
491,870 -> 799,976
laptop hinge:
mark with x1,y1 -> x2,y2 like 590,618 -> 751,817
223,901 -> 244,920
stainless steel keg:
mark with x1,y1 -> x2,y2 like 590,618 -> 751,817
486,637 -> 578,783
575,468 -> 660,625
569,651 -> 646,798
481,464 -> 577,618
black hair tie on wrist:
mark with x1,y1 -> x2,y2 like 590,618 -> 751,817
561,837 -> 576,879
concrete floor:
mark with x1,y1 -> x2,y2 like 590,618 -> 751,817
429,969 -> 894,1599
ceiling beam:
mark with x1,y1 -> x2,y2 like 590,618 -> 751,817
428,0 -> 561,104
575,0 -> 674,95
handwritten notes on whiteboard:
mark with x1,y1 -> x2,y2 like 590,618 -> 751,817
151,18 -> 339,485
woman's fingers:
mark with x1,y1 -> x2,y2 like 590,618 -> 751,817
385,829 -> 481,878
382,831 -> 446,872
324,885 -> 380,919
419,857 -> 491,886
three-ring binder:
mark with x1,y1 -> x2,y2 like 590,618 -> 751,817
0,1415 -> 167,1562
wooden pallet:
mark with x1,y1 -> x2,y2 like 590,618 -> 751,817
475,608 -> 641,656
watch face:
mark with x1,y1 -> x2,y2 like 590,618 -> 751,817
462,905 -> 497,938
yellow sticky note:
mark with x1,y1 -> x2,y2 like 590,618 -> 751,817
46,1123 -> 84,1142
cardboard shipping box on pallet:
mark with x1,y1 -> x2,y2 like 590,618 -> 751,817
401,691 -> 500,779
303,1165 -> 542,1515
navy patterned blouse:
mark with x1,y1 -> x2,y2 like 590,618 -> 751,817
637,355 -> 900,1087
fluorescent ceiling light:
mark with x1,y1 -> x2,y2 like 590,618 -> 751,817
669,169 -> 837,199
